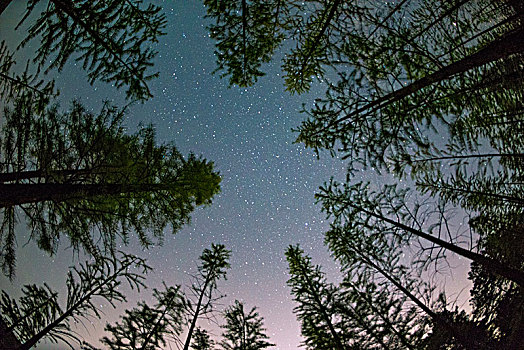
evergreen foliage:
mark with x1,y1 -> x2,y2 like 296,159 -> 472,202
12,0 -> 167,101
285,245 -> 345,350
204,0 -> 286,87
0,96 -> 221,278
99,284 -> 185,350
183,243 -> 231,350
220,300 -> 274,350
191,327 -> 215,350
0,252 -> 150,349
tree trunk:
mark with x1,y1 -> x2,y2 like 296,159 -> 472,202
317,193 -> 524,286
0,183 -> 171,208
18,264 -> 128,350
0,168 -> 121,183
353,248 -> 482,349
344,281 -> 416,350
421,183 -> 524,206
330,25 -> 524,128
182,277 -> 211,350
296,257 -> 346,350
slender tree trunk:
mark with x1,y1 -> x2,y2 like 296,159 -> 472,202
411,152 -> 524,164
317,193 -> 524,285
241,0 -> 248,80
325,25 -> 524,131
140,296 -> 176,350
340,301 -> 390,349
422,183 -> 524,206
0,0 -> 12,17
182,276 -> 211,350
344,281 -> 416,350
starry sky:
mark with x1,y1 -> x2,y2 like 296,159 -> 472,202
0,1 -> 472,349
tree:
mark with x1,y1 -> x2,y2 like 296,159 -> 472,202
220,300 -> 274,350
204,0 -> 287,87
285,245 -> 346,350
0,252 -> 150,349
183,244 -> 231,350
317,180 -> 524,286
0,96 -> 221,278
325,221 -> 491,349
1,0 -> 166,101
191,327 -> 215,350
99,284 -> 185,350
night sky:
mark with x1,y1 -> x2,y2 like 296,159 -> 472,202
0,1 -> 471,349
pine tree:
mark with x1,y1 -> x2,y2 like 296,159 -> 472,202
220,300 -> 274,350
317,179 -> 524,286
204,0 -> 286,87
0,252 -> 150,349
0,96 -> 221,278
183,244 -> 231,350
285,245 -> 346,350
0,41 -> 57,112
1,0 -> 167,101
99,284 -> 185,350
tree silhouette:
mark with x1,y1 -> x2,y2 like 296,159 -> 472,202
204,0 -> 286,87
317,180 -> 524,286
183,244 -> 231,350
0,41 -> 57,112
99,284 -> 185,350
220,300 -> 274,350
285,245 -> 345,350
0,96 -> 221,278
1,0 -> 166,101
0,252 -> 149,349
191,327 -> 215,350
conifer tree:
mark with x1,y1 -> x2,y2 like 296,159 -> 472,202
99,284 -> 186,350
0,252 -> 150,349
183,244 -> 231,350
1,0 -> 166,101
220,300 -> 274,350
317,180 -> 524,286
204,0 -> 286,87
0,96 -> 221,278
191,327 -> 215,350
285,245 -> 345,350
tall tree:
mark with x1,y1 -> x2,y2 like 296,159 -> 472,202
0,252 -> 150,349
183,244 -> 231,350
99,284 -> 186,350
0,0 -> 167,101
317,180 -> 524,286
204,0 -> 286,87
285,245 -> 346,350
0,96 -> 221,278
220,300 -> 274,350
